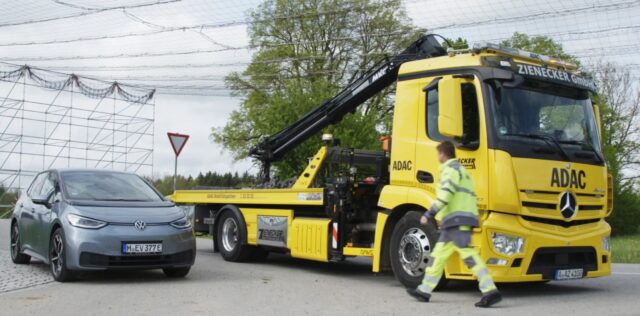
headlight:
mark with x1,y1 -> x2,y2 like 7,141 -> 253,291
492,232 -> 525,256
67,213 -> 107,229
170,216 -> 192,229
602,236 -> 610,252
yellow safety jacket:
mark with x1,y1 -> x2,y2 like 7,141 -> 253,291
425,158 -> 479,229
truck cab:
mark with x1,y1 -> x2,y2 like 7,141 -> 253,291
379,45 -> 611,285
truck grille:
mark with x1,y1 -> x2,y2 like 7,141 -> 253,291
80,250 -> 194,268
520,190 -> 604,212
522,215 -> 600,228
527,247 -> 597,279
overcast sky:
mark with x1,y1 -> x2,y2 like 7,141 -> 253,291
1,0 -> 638,188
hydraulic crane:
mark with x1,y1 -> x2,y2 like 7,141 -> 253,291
249,34 -> 447,181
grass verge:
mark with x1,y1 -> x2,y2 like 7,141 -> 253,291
611,234 -> 640,263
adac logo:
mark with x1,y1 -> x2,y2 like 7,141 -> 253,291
559,191 -> 578,220
392,160 -> 412,171
550,167 -> 586,189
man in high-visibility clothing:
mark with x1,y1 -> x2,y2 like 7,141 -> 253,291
407,141 -> 502,307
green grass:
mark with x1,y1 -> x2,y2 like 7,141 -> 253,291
611,234 -> 640,263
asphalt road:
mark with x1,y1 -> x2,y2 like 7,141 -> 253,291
1,219 -> 639,316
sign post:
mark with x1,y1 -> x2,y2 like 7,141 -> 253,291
167,132 -> 190,192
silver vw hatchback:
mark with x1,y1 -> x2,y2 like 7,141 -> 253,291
9,169 -> 196,282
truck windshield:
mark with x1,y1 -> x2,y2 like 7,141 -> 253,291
61,171 -> 163,201
488,79 -> 603,164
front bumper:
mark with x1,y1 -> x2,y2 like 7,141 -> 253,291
479,212 -> 611,282
64,223 -> 196,270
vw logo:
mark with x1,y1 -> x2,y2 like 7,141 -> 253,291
134,220 -> 146,231
559,191 -> 578,220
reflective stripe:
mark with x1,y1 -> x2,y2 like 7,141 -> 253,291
423,275 -> 440,285
476,267 -> 489,280
418,284 -> 434,294
479,279 -> 497,292
436,198 -> 448,206
442,187 -> 454,194
441,179 -> 476,197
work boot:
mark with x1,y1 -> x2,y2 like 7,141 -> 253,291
475,291 -> 502,308
406,288 -> 431,302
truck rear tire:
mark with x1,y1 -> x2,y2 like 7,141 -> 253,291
216,210 -> 254,262
390,211 -> 444,289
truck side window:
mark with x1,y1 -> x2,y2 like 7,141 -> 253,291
426,82 -> 480,147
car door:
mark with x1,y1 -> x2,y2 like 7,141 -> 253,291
20,172 -> 47,253
33,172 -> 56,256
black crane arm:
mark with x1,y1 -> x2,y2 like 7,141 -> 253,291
249,34 -> 447,179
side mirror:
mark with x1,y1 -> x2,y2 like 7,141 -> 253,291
437,76 -> 464,138
32,191 -> 56,209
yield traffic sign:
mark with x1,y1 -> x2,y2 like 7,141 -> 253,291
167,132 -> 189,157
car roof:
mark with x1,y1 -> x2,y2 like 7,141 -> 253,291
49,168 -> 140,176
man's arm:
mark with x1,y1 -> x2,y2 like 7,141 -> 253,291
424,167 -> 460,219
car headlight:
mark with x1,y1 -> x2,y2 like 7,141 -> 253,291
492,232 -> 525,256
67,213 -> 107,229
602,236 -> 610,252
170,216 -> 192,229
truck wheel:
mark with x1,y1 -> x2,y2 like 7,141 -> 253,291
390,211 -> 442,289
216,211 -> 254,262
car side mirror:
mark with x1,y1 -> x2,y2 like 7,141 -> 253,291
32,191 -> 56,209
437,76 -> 464,138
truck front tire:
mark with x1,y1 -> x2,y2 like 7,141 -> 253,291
390,211 -> 444,289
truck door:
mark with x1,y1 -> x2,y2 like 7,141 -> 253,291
414,75 -> 489,212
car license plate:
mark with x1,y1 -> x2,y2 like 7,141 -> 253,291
122,242 -> 162,254
555,268 -> 583,280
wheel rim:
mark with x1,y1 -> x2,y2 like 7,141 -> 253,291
398,227 -> 431,277
50,233 -> 64,276
221,218 -> 239,252
10,225 -> 19,259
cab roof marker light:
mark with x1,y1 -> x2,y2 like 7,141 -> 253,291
473,42 -> 578,70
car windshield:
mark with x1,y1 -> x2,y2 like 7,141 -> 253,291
61,171 -> 162,201
489,80 -> 602,154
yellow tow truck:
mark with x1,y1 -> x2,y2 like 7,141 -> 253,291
170,34 -> 612,287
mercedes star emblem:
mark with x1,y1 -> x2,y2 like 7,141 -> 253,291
559,191 -> 578,220
134,220 -> 146,231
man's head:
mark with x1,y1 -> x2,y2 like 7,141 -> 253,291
436,141 -> 456,163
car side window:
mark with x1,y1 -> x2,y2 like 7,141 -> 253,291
38,173 -> 56,199
27,173 -> 47,198
426,82 -> 480,146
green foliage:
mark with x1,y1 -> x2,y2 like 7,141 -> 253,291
443,37 -> 469,50
212,0 -> 421,179
0,185 -> 19,218
150,171 -> 256,196
500,32 -> 579,66
611,234 -> 640,263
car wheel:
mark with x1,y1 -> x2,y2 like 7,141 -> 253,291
49,228 -> 74,282
390,211 -> 446,289
216,211 -> 254,262
163,267 -> 191,278
10,222 -> 31,264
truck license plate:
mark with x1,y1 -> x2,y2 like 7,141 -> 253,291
555,268 -> 583,280
122,243 -> 162,254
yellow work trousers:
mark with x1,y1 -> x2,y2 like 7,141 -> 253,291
418,241 -> 498,295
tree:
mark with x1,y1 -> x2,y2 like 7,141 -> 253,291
591,61 -> 640,234
503,32 -> 640,234
500,32 -> 579,65
443,37 -> 469,50
212,0 -> 421,179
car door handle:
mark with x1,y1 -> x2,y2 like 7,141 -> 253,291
416,170 -> 434,183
